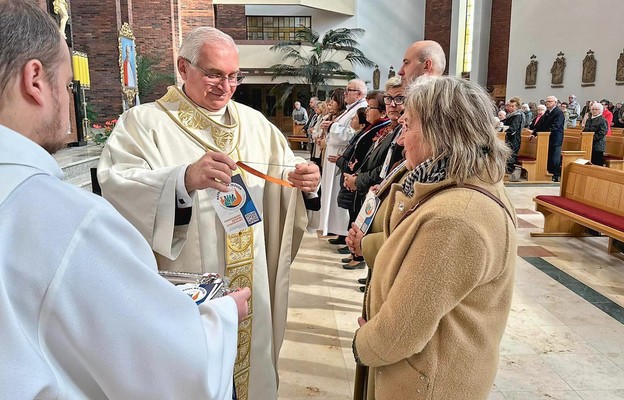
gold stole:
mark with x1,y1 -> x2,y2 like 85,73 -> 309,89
157,86 -> 253,400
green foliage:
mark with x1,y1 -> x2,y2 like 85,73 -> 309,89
136,55 -> 175,99
268,27 -> 374,99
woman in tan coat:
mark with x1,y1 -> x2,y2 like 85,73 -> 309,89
352,76 -> 517,400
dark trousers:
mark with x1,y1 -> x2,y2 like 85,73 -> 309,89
591,150 -> 604,166
505,135 -> 521,173
547,144 -> 562,178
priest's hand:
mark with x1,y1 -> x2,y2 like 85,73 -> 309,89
228,287 -> 251,323
288,162 -> 320,193
185,152 -> 238,193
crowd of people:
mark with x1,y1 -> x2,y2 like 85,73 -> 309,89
3,1 -> 522,399
496,94 -> 622,181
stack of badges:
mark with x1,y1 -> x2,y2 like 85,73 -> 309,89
159,271 -> 234,306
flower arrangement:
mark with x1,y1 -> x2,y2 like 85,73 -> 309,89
91,119 -> 118,145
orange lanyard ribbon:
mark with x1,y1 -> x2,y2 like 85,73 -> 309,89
236,161 -> 294,188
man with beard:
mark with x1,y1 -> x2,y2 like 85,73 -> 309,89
0,1 -> 249,398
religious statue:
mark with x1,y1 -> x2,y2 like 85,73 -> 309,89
525,55 -> 538,87
53,0 -> 69,39
372,65 -> 380,90
388,66 -> 395,79
550,51 -> 566,86
582,50 -> 596,84
616,49 -> 624,82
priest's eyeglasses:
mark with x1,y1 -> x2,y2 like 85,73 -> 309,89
182,58 -> 245,86
383,95 -> 405,105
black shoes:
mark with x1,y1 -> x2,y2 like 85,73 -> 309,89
343,260 -> 366,270
337,246 -> 351,254
357,277 -> 367,284
328,236 -> 346,245
359,286 -> 365,292
552,176 -> 560,182
342,257 -> 353,263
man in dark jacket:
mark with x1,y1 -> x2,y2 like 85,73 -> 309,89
532,95 -> 565,181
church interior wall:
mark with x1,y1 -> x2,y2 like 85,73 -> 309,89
245,2 -> 425,91
507,0 -> 623,104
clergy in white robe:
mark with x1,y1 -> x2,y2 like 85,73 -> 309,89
318,94 -> 367,237
97,85 -> 309,400
0,125 -> 240,399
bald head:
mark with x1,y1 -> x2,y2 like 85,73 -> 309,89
398,40 -> 446,83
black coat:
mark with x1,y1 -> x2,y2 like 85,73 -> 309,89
533,106 -> 565,146
584,115 -> 608,152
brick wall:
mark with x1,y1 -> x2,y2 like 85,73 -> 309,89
425,0 -> 452,74
133,0 -> 178,102
180,0 -> 215,39
71,0 -> 125,121
215,5 -> 246,40
487,0 -> 512,97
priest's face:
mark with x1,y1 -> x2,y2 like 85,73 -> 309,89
180,43 -> 240,111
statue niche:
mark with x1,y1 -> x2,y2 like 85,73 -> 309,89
372,65 -> 380,90
388,66 -> 395,79
616,49 -> 624,83
525,55 -> 538,88
550,51 -> 566,87
582,50 -> 596,86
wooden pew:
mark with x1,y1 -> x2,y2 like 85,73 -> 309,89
610,128 -> 623,136
561,131 -> 593,160
531,151 -> 624,253
517,131 -> 550,182
287,134 -> 309,150
605,135 -> 624,170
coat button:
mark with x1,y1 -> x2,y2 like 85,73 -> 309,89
420,375 -> 425,380
398,201 -> 405,211
417,389 -> 421,393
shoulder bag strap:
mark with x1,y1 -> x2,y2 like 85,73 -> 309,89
396,183 -> 516,228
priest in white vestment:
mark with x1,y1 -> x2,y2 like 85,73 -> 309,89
97,27 -> 320,400
317,80 -> 367,237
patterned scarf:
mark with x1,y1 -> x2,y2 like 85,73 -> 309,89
402,157 -> 449,197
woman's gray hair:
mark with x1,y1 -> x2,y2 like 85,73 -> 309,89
404,75 -> 511,184
0,0 -> 62,107
536,104 -> 546,112
384,76 -> 402,91
179,27 -> 238,65
593,102 -> 604,113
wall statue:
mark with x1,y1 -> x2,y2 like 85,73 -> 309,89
582,50 -> 596,84
525,55 -> 538,87
372,65 -> 380,90
388,66 -> 395,79
617,49 -> 624,82
53,0 -> 69,39
550,51 -> 566,86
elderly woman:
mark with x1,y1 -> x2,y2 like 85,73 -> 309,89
584,102 -> 608,166
352,76 -> 517,400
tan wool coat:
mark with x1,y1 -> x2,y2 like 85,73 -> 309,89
354,178 -> 517,400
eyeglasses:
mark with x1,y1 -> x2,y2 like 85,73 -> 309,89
383,95 -> 405,105
345,88 -> 360,93
366,106 -> 380,111
182,58 -> 244,86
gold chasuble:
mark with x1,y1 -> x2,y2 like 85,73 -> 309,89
97,86 -> 308,400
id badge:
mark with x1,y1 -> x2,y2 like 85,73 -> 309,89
354,191 -> 381,234
212,174 -> 262,234
378,145 -> 393,179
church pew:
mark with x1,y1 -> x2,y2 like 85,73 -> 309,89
605,135 -> 624,171
610,128 -> 623,136
531,151 -> 624,254
517,131 -> 550,182
561,131 -> 593,160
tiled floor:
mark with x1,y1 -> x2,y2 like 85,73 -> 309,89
278,184 -> 624,400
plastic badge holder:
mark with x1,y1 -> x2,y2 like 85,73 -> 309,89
158,271 -> 234,305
